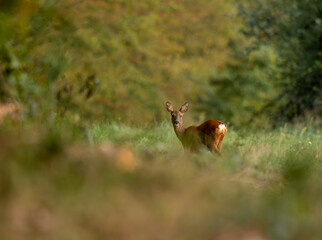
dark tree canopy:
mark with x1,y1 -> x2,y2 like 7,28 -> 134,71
238,0 -> 322,121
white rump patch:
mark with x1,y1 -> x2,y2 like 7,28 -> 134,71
218,124 -> 226,133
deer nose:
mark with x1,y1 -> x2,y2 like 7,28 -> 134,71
174,121 -> 179,125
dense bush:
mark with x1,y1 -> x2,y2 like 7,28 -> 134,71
238,0 -> 322,121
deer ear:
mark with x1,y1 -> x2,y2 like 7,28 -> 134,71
179,102 -> 189,113
166,101 -> 174,112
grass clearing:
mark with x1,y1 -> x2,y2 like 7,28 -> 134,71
0,121 -> 321,240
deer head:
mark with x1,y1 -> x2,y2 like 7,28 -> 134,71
166,101 -> 189,130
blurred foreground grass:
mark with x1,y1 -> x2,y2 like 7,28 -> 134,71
0,119 -> 321,240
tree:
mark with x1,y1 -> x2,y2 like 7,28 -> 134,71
238,0 -> 322,121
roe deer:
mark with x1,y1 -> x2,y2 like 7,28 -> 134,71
166,101 -> 227,154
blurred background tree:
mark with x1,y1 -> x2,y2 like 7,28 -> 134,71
0,0 -> 320,127
1,0 -> 241,124
197,33 -> 279,126
238,0 -> 322,122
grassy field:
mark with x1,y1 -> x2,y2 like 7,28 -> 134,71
0,120 -> 321,240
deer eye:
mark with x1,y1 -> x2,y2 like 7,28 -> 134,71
171,114 -> 175,118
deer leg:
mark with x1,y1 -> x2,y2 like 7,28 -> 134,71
207,137 -> 220,154
204,135 -> 215,153
217,134 -> 225,152
213,138 -> 221,154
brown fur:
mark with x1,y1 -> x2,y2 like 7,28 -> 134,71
166,102 -> 227,154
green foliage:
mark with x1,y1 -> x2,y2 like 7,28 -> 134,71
238,0 -> 322,121
198,44 -> 279,126
1,0 -> 261,125
1,0 -> 321,126
1,1 -> 322,239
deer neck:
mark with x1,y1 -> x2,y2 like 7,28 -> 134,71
174,124 -> 185,141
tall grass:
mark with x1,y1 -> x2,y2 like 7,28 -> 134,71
0,121 -> 321,240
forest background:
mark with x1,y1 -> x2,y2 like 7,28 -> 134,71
0,0 -> 321,240
1,0 -> 320,126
